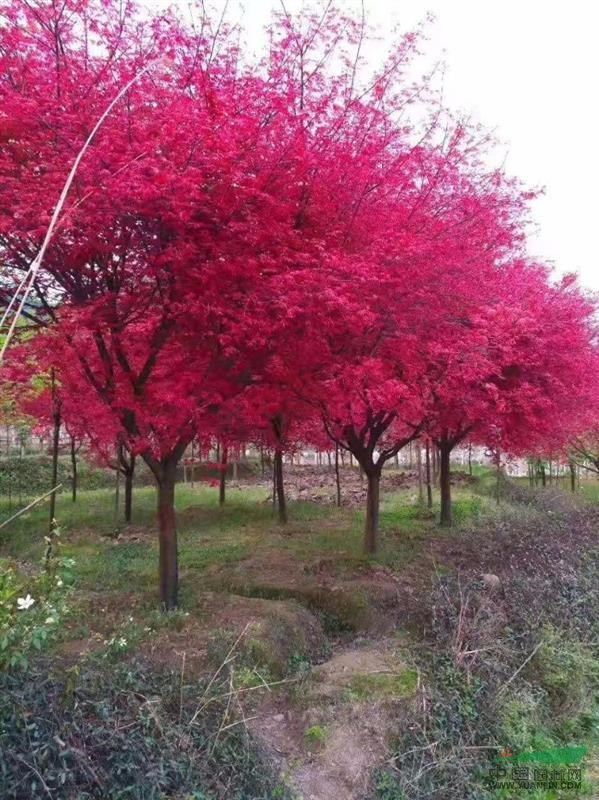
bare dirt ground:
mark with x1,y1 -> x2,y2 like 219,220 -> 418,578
236,463 -> 476,508
251,638 -> 417,800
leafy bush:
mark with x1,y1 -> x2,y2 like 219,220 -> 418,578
0,659 -> 289,799
529,626 -> 599,734
0,454 -> 166,501
0,542 -> 73,670
375,561 -> 599,800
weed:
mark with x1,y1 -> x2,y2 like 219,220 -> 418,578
348,669 -> 418,700
304,724 -> 328,749
0,659 -> 291,799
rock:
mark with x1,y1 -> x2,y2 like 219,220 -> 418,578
482,573 -> 501,590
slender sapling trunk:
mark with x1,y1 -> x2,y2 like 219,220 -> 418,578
425,440 -> 433,509
439,440 -> 452,527
274,448 -> 287,524
219,444 -> 227,505
335,443 -> 341,507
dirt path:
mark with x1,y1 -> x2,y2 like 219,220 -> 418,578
251,637 -> 418,800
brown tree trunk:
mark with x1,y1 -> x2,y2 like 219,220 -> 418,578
274,448 -> 287,524
439,440 -> 452,527
569,460 -> 577,493
190,441 -> 195,488
124,457 -> 135,524
157,461 -> 178,610
49,398 -> 61,530
425,440 -> 433,509
496,453 -> 501,505
115,464 -> 120,517
219,444 -> 227,505
364,469 -> 381,554
417,444 -> 423,504
335,443 -> 341,507
70,435 -> 77,503
468,444 -> 472,476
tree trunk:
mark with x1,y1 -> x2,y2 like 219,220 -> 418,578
190,441 -> 195,488
115,464 -> 120,517
157,462 -> 178,610
70,436 -> 77,503
124,458 -> 135,523
274,448 -> 287,524
18,434 -> 23,505
540,464 -> 546,487
468,444 -> 472,476
219,445 -> 227,505
335,443 -> 341,507
439,440 -> 452,527
496,454 -> 501,505
364,469 -> 381,554
49,404 -> 61,531
569,460 -> 577,493
425,440 -> 433,509
417,444 -> 423,504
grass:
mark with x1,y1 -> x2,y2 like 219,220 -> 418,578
0,476 -> 493,596
579,477 -> 599,505
304,724 -> 328,749
1,465 -> 597,799
348,668 -> 419,700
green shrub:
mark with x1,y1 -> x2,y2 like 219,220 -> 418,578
0,549 -> 73,671
531,626 -> 599,725
304,724 -> 327,749
0,659 -> 290,799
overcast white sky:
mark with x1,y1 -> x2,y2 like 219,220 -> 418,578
172,0 -> 599,292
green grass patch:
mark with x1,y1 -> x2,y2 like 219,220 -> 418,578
348,668 -> 418,700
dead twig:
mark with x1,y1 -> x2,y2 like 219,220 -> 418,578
497,642 -> 542,695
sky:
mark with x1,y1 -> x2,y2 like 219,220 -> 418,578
169,0 -> 599,292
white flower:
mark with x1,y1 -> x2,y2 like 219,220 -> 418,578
56,578 -> 63,587
118,637 -> 127,647
17,594 -> 35,610
45,617 -> 56,625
